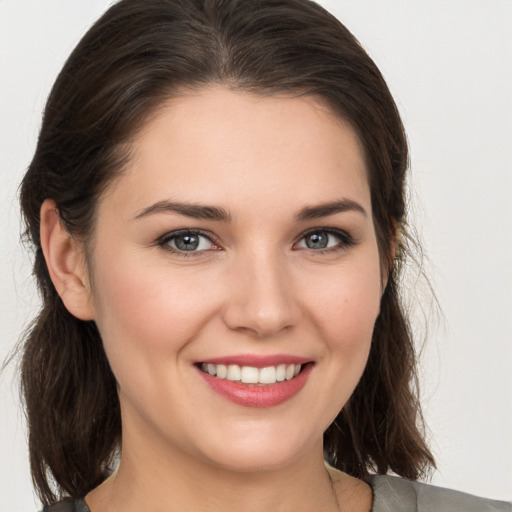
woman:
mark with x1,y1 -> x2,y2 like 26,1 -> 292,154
17,0 -> 510,511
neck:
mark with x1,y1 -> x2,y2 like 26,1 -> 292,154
86,435 -> 340,512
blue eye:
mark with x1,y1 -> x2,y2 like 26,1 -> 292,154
159,230 -> 215,253
296,229 -> 353,251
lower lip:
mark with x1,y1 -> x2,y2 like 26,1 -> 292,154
196,363 -> 313,408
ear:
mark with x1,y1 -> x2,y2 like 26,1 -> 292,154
40,199 -> 95,321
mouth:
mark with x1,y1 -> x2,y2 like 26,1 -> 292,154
195,359 -> 314,408
198,362 -> 306,385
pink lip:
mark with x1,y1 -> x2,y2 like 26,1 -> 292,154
200,354 -> 311,368
196,362 -> 313,408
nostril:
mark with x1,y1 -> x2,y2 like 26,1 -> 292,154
221,299 -> 301,338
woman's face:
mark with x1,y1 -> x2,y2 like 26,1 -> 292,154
86,86 -> 383,472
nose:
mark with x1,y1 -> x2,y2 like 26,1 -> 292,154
221,252 -> 302,338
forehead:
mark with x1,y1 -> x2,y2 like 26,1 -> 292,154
101,86 -> 370,219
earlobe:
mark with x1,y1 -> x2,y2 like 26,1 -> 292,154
40,199 -> 95,321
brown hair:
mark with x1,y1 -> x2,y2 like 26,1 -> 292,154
19,0 -> 435,505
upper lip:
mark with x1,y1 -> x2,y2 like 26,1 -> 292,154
198,354 -> 312,368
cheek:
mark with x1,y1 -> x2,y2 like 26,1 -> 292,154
292,253 -> 382,429
89,254 -> 224,419
305,256 -> 382,349
90,253 -> 219,363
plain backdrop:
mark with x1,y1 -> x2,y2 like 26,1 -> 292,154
1,1 -> 511,510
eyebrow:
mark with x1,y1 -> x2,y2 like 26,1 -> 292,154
134,201 -> 232,222
133,198 -> 366,222
295,199 -> 367,221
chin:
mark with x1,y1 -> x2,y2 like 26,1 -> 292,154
204,446 -> 305,474
193,421 -> 321,474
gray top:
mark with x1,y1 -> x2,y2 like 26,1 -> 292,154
367,475 -> 511,512
43,475 -> 511,512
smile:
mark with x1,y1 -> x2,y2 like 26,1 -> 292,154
199,363 -> 302,385
196,358 -> 313,408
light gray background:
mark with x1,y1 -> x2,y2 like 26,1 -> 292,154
1,1 -> 511,510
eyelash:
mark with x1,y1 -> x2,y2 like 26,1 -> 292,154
156,229 -> 220,257
296,227 -> 356,254
156,228 -> 356,257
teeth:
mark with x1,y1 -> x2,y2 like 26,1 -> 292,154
259,366 -> 276,384
201,363 -> 303,384
216,364 -> 227,379
240,366 -> 259,383
226,364 -> 241,381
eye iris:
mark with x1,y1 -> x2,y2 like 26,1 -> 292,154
174,234 -> 199,251
305,232 -> 329,249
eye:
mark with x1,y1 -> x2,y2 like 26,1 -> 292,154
158,230 -> 217,253
295,229 -> 354,251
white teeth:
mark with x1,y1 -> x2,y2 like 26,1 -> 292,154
241,366 -> 259,384
259,366 -> 276,384
276,364 -> 286,382
216,364 -> 227,379
227,364 -> 241,381
201,363 -> 303,384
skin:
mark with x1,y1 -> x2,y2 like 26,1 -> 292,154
41,86 -> 381,511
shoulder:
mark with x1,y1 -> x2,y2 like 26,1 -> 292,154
368,474 -> 512,512
41,499 -> 90,512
